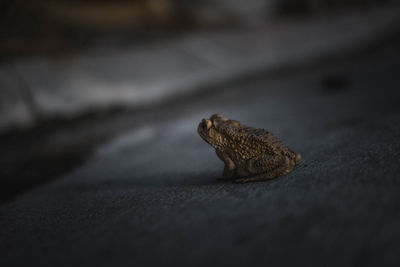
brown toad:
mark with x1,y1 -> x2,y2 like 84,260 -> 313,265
197,114 -> 301,183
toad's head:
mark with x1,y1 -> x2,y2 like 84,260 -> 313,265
198,114 -> 240,149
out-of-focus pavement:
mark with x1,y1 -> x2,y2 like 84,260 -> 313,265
1,15 -> 400,266
1,4 -> 400,131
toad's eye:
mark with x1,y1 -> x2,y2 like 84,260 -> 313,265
201,119 -> 211,130
202,121 -> 208,129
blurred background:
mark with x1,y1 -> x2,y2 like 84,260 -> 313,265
0,0 -> 398,131
1,1 -> 400,266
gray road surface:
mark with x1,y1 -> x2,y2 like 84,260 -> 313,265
1,37 -> 400,266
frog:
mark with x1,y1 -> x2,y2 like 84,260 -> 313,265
197,114 -> 301,183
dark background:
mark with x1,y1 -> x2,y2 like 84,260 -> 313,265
1,1 -> 400,266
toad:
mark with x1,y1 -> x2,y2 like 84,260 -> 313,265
198,114 -> 301,183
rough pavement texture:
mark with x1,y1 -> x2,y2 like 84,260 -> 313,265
1,38 -> 400,267
1,4 -> 399,132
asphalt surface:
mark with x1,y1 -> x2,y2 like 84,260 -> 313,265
1,38 -> 400,266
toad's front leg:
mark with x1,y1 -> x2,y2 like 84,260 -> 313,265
215,149 -> 236,179
235,154 -> 294,183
